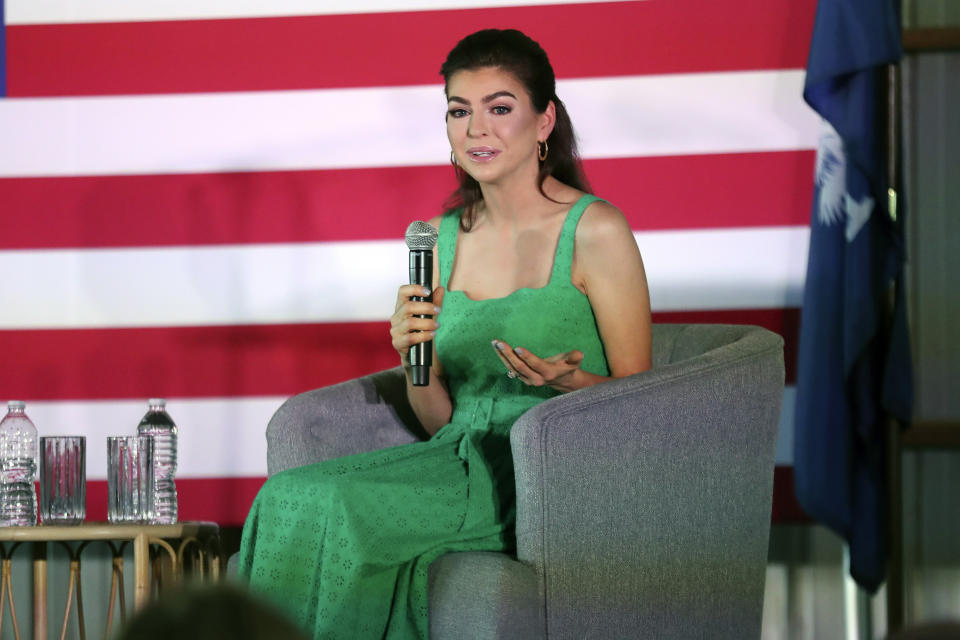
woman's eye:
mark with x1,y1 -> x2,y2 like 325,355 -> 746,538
447,108 -> 468,118
491,105 -> 511,115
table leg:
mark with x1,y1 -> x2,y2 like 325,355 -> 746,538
105,550 -> 127,638
133,534 -> 150,610
59,560 -> 76,640
74,559 -> 86,640
2,557 -> 23,640
32,543 -> 47,640
209,534 -> 222,582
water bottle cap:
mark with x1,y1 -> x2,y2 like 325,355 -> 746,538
7,401 -> 25,411
148,398 -> 166,408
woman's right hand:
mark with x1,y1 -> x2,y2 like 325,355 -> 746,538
391,284 -> 451,433
390,284 -> 444,360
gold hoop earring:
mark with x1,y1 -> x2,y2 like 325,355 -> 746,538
450,150 -> 458,167
538,140 -> 548,162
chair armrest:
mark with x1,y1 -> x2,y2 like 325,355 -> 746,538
266,367 -> 428,476
429,552 -> 541,640
510,326 -> 784,639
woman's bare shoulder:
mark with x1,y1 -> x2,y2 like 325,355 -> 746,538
577,198 -> 633,245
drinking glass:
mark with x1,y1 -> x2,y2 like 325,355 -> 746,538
107,436 -> 155,524
39,436 -> 86,525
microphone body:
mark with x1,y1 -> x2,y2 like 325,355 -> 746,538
408,248 -> 433,386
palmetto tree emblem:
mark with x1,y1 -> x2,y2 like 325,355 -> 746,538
815,121 -> 873,242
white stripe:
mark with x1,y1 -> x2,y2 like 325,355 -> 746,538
6,0 -> 626,24
569,72 -> 818,160
0,72 -> 819,178
775,386 -> 795,466
1,240 -> 408,329
639,226 -> 809,313
25,396 -> 283,478
23,385 -> 798,479
1,227 -> 808,329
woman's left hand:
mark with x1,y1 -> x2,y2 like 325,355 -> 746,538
491,340 -> 584,393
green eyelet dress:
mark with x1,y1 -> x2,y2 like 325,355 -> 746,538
238,193 -> 609,639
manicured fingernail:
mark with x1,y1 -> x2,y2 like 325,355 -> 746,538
514,347 -> 524,355
492,340 -> 504,351
430,331 -> 437,337
433,306 -> 442,314
422,287 -> 432,296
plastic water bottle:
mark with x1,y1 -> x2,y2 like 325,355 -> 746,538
0,401 -> 38,526
137,399 -> 178,524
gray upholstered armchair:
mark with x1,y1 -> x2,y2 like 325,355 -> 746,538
263,324 -> 784,639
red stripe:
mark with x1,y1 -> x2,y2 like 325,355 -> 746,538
772,466 -> 811,524
0,151 -> 814,250
1,310 -> 798,401
83,468 -> 808,528
3,322 -> 401,401
591,152 -> 815,233
654,309 -> 799,385
6,0 -> 817,97
82,477 -> 266,527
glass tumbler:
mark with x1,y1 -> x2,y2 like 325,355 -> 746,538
39,436 -> 86,525
107,436 -> 155,524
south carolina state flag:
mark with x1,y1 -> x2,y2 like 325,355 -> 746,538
793,0 -> 914,592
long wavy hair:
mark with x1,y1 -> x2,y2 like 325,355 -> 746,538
440,29 -> 591,230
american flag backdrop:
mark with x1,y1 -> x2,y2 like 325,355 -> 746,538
1,0 -> 819,526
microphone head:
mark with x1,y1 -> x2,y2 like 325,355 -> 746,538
405,220 -> 438,250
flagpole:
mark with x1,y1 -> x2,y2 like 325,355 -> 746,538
884,49 -> 905,633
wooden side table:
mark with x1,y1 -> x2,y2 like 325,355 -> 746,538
0,522 -> 221,640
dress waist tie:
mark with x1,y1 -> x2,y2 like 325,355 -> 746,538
439,395 -> 535,535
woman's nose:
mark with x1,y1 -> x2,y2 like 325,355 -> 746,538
467,112 -> 486,137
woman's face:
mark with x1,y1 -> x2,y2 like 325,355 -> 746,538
446,66 -> 553,187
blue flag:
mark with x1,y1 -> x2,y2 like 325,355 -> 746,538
794,0 -> 913,592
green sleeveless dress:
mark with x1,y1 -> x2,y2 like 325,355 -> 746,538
238,194 -> 609,639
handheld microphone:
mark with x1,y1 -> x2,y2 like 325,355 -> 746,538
405,221 -> 439,386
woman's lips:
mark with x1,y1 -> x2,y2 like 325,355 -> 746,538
467,147 -> 500,162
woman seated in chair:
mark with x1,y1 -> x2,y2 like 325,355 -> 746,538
238,28 -> 652,639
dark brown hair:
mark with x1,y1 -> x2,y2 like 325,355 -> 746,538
116,584 -> 309,640
440,29 -> 591,230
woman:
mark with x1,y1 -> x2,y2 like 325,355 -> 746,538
239,28 -> 651,639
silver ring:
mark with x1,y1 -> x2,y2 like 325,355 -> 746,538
507,370 -> 517,379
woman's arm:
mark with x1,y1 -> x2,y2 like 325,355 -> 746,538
389,216 -> 453,435
395,285 -> 452,435
573,199 -> 652,377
